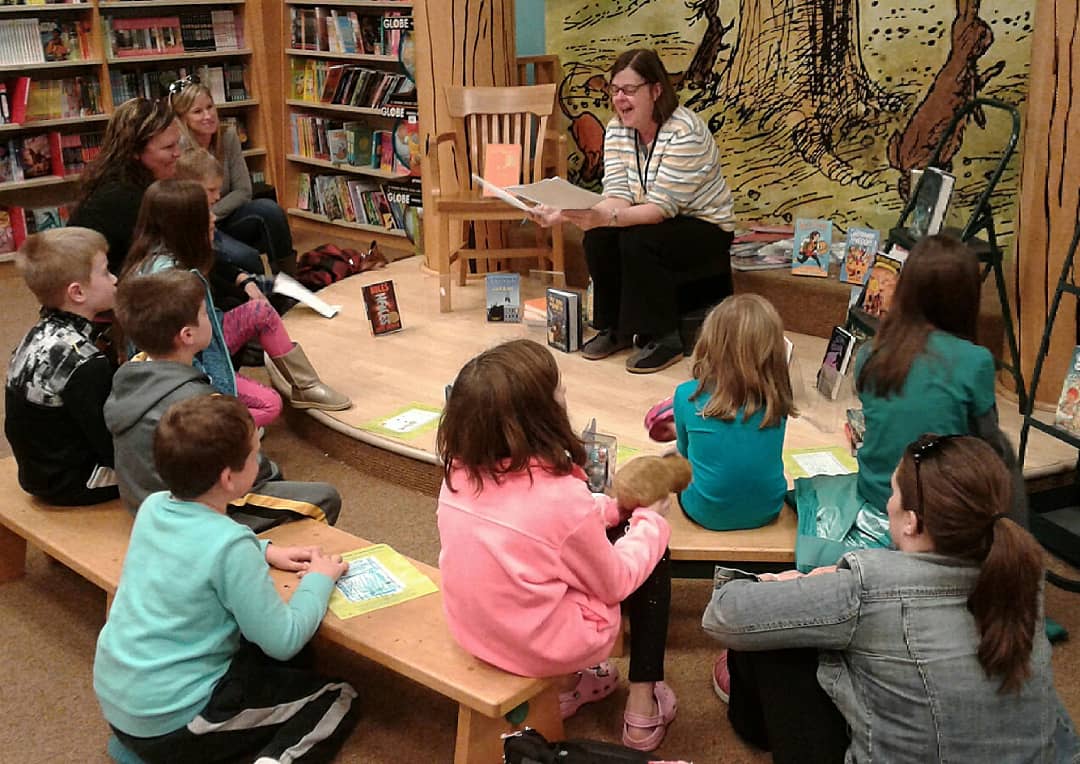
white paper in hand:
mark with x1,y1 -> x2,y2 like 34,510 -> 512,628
506,177 -> 603,210
272,273 -> 341,319
470,174 -> 533,212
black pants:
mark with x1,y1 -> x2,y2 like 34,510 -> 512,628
727,648 -> 849,764
608,522 -> 671,682
113,644 -> 359,764
583,217 -> 734,341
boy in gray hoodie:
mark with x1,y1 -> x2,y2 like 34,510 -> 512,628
106,269 -> 341,530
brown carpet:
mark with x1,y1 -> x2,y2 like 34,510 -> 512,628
0,263 -> 1077,764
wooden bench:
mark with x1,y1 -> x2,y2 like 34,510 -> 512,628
0,457 -> 561,763
666,503 -> 797,577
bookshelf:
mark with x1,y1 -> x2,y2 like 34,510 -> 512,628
275,0 -> 519,260
0,0 -> 275,260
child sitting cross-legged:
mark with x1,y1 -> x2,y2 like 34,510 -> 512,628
106,269 -> 341,531
673,294 -> 795,530
5,227 -> 119,505
437,339 -> 676,752
94,393 -> 358,764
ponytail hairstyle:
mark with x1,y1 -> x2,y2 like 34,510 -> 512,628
896,434 -> 1045,693
122,179 -> 214,280
689,294 -> 796,428
437,339 -> 586,493
858,235 -> 981,397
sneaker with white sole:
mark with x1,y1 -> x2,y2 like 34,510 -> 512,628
712,649 -> 730,703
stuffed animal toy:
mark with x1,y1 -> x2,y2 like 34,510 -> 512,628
612,453 -> 692,511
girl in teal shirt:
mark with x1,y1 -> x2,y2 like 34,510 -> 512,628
675,294 -> 795,530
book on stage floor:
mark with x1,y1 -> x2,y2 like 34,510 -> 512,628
523,295 -> 547,326
791,218 -> 832,278
857,251 -> 905,319
328,544 -> 438,620
546,288 -> 581,352
840,227 -> 879,285
506,177 -> 603,211
907,167 -> 955,239
1055,346 -> 1080,435
361,278 -> 402,335
481,143 -> 521,195
272,272 -> 341,318
816,325 -> 856,400
485,272 -> 521,322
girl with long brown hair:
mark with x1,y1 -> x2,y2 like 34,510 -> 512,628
704,435 -> 1077,764
436,339 -> 676,751
673,294 -> 795,530
121,179 -> 349,426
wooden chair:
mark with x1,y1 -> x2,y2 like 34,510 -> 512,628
429,84 -> 567,312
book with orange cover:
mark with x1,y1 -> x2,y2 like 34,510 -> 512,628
482,143 -> 521,196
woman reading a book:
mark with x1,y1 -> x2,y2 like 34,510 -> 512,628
703,435 -> 1078,764
170,76 -> 293,275
531,48 -> 736,374
69,98 -> 182,273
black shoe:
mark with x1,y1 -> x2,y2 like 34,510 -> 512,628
582,330 -> 633,360
626,341 -> 685,374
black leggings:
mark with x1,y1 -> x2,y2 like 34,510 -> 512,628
584,216 -> 733,340
608,522 -> 671,682
728,647 -> 849,764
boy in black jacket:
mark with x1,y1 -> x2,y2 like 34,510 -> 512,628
5,227 -> 119,504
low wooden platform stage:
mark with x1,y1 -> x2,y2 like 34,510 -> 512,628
279,256 -> 1076,483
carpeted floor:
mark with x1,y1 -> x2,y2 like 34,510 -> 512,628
0,261 -> 1078,763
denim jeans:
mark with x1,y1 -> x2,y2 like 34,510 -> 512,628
216,199 -> 293,273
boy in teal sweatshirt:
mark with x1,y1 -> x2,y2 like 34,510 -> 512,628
93,394 -> 357,763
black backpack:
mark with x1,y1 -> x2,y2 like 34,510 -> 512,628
503,728 -> 668,764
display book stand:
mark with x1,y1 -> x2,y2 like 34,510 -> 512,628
846,98 -> 1027,413
1018,216 -> 1080,593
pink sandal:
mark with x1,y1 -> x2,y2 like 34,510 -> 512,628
622,681 -> 677,752
559,661 -> 620,720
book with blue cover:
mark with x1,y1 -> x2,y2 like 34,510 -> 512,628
791,218 -> 832,278
485,272 -> 521,322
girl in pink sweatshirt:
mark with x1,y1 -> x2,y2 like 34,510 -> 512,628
436,339 -> 676,752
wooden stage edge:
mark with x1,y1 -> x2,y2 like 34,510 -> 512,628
278,256 -> 1077,488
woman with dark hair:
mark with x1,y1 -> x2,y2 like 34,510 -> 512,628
703,435 -> 1079,764
533,48 -> 736,373
791,234 -> 1025,570
68,98 -> 182,272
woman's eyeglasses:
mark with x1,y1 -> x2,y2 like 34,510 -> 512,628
604,81 -> 650,98
168,74 -> 200,95
908,434 -> 961,517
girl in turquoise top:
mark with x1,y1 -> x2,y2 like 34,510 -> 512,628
675,294 -> 795,530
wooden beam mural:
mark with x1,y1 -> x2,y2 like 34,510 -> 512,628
547,0 -> 1034,239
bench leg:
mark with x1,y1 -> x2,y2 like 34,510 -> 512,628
453,684 -> 563,764
0,524 -> 27,583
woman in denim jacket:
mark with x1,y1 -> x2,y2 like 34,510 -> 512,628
703,435 -> 1079,763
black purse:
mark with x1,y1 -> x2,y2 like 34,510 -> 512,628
503,728 -> 660,764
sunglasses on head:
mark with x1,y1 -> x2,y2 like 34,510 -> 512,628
168,73 -> 200,95
907,434 -> 961,519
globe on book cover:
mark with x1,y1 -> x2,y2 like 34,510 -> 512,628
791,218 -> 832,278
840,227 -> 879,285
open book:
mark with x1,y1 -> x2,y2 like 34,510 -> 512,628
472,174 -> 603,211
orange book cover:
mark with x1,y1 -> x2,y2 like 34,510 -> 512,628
482,144 -> 521,196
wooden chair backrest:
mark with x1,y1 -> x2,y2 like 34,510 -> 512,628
443,84 -> 557,190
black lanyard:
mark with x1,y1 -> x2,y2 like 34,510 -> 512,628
635,131 -> 659,194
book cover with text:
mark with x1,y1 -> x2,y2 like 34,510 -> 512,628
840,227 -> 878,285
859,252 -> 904,319
485,272 -> 521,322
791,218 -> 832,277
361,279 -> 402,335
546,288 -> 581,353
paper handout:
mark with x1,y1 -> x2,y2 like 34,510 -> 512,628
506,177 -> 603,210
272,273 -> 341,318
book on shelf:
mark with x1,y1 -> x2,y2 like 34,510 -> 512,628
0,77 -> 30,125
21,76 -> 101,122
39,18 -> 89,62
219,116 -> 248,147
108,63 -> 246,106
840,227 -> 879,286
857,250 -> 907,319
106,12 -> 242,59
791,218 -> 832,278
291,58 -> 414,113
907,166 -> 955,239
361,278 -> 402,336
816,325 -> 857,400
0,206 -> 17,255
1054,347 -> 1080,436
485,273 -> 521,322
0,202 -> 71,254
482,144 -> 521,193
546,288 -> 581,353
289,7 -> 410,56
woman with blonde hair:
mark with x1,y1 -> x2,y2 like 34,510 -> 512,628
170,76 -> 292,272
69,98 -> 181,272
673,294 -> 795,530
704,435 -> 1078,764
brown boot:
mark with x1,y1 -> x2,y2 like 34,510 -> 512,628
268,343 -> 351,411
